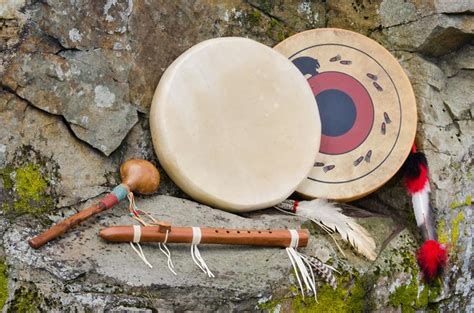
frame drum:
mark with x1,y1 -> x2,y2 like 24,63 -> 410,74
150,37 -> 321,212
275,29 -> 417,201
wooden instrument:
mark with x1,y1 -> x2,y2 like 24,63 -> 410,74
28,159 -> 160,249
274,28 -> 417,201
99,225 -> 309,248
150,37 -> 321,212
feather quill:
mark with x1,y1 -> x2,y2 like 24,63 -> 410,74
276,199 -> 377,261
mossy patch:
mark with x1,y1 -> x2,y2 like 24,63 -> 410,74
259,271 -> 375,313
0,258 -> 8,310
0,145 -> 59,219
437,219 -> 449,245
450,211 -> 464,246
7,286 -> 42,313
1,164 -> 53,217
290,272 -> 374,313
449,195 -> 472,209
388,253 -> 442,312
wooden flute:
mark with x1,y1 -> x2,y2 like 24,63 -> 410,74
99,225 -> 309,248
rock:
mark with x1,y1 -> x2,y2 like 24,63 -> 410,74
0,0 -> 27,75
27,0 -> 133,51
398,53 -> 452,127
442,70 -> 474,120
433,0 -> 474,14
439,44 -> 474,79
2,49 -> 138,156
373,14 -> 474,57
1,195 -> 371,311
0,91 -> 117,208
2,194 -> 420,311
379,0 -> 420,27
326,0 -> 380,34
379,0 -> 474,27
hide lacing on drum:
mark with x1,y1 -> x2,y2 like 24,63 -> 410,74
191,227 -> 214,278
127,192 -> 177,275
286,230 -> 317,300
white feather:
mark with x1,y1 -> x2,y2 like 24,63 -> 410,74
412,182 -> 430,227
296,199 -> 377,261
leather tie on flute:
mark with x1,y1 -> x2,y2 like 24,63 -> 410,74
28,159 -> 160,249
99,226 -> 309,248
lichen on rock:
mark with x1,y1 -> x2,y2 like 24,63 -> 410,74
0,146 -> 57,218
0,258 -> 8,310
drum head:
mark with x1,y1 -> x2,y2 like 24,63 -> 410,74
150,37 -> 321,212
275,29 -> 417,201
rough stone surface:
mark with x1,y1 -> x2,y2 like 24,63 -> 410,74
372,14 -> 474,57
0,91 -> 118,208
1,195 -> 393,311
2,48 -> 139,156
0,0 -> 472,312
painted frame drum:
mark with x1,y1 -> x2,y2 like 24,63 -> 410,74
275,28 -> 417,201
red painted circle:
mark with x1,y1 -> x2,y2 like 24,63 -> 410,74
308,71 -> 374,155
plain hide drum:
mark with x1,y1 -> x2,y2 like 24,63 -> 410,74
150,37 -> 321,212
274,28 -> 417,201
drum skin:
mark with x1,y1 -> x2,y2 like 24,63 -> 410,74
275,28 -> 417,201
150,37 -> 321,212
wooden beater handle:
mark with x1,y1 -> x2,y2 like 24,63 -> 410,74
28,203 -> 110,249
28,185 -> 128,249
28,159 -> 161,249
100,226 -> 309,248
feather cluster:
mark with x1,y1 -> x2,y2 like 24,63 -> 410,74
403,144 -> 448,281
306,255 -> 337,289
417,240 -> 448,281
276,199 -> 377,261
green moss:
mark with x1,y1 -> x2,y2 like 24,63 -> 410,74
258,296 -> 281,312
437,219 -> 449,245
289,272 -> 374,313
1,164 -> 53,217
0,259 -> 8,310
247,9 -> 262,25
13,164 -> 51,213
388,254 -> 442,312
258,271 -> 374,312
465,195 -> 471,206
0,166 -> 14,190
451,212 -> 464,246
7,286 -> 41,313
449,195 -> 472,209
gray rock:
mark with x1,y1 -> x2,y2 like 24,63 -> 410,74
2,49 -> 138,156
1,195 -> 357,311
433,0 -> 474,14
373,14 -> 474,57
399,53 -> 452,126
442,70 -> 474,120
0,91 -> 118,207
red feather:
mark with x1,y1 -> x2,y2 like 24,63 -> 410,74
404,163 -> 428,194
416,240 -> 448,281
